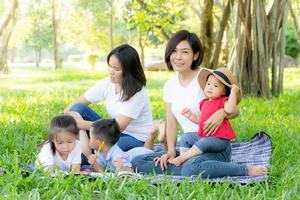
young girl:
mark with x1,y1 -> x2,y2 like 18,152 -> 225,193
35,115 -> 82,173
86,119 -> 153,173
169,67 -> 241,166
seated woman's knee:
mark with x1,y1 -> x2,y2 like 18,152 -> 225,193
70,103 -> 89,115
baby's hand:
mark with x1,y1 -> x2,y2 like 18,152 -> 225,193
181,108 -> 192,118
88,154 -> 97,165
230,84 -> 240,94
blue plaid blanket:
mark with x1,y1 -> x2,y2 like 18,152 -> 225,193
150,132 -> 272,184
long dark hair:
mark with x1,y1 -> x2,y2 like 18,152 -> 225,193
91,119 -> 121,146
107,44 -> 146,101
46,115 -> 79,154
165,30 -> 204,71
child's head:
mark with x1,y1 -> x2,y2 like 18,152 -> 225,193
89,119 -> 121,150
48,115 -> 79,155
199,67 -> 241,102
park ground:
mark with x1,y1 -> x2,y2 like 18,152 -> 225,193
0,66 -> 299,199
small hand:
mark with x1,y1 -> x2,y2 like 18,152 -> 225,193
181,108 -> 192,118
88,154 -> 97,165
230,84 -> 240,94
113,158 -> 124,171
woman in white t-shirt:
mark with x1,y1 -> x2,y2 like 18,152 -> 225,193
64,44 -> 153,153
132,30 -> 266,178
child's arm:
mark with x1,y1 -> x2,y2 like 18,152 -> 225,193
113,159 -> 134,172
88,154 -> 104,172
224,84 -> 240,114
181,108 -> 199,124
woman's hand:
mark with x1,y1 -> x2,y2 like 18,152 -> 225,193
203,109 -> 226,136
153,150 -> 176,171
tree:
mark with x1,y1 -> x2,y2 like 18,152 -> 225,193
124,0 -> 186,66
0,0 -> 18,73
228,0 -> 289,97
25,0 -> 53,67
52,0 -> 60,69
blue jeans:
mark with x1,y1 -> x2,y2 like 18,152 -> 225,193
70,103 -> 144,151
180,132 -> 230,154
131,141 -> 248,178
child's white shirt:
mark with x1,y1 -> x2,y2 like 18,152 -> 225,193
35,140 -> 81,172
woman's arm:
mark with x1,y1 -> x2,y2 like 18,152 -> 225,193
79,129 -> 92,158
115,115 -> 133,132
64,96 -> 91,113
65,96 -> 93,130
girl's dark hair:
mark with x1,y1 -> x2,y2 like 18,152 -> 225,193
165,30 -> 204,71
47,115 -> 79,154
107,44 -> 146,101
91,119 -> 121,146
206,74 -> 231,97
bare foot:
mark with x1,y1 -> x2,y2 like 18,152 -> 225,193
169,156 -> 185,167
247,165 -> 268,176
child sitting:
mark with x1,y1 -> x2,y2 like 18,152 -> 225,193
169,67 -> 241,166
87,119 -> 153,172
35,115 -> 83,173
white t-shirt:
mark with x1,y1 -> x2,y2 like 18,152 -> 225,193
84,77 -> 153,142
163,70 -> 206,133
35,140 -> 81,172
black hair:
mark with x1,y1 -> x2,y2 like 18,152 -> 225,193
91,119 -> 121,146
165,30 -> 204,71
107,44 -> 146,101
206,74 -> 231,97
47,115 -> 79,154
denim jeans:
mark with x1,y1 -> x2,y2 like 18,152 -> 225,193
180,132 -> 230,154
70,103 -> 144,151
131,141 -> 248,178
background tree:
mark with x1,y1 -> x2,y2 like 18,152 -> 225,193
51,0 -> 60,69
0,0 -> 18,73
24,0 -> 52,67
123,0 -> 185,66
228,0 -> 289,97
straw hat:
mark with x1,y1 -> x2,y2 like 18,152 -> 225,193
198,67 -> 241,103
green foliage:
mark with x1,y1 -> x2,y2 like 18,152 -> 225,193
123,0 -> 186,45
285,25 -> 300,58
24,0 -> 53,51
0,67 -> 299,198
86,54 -> 99,70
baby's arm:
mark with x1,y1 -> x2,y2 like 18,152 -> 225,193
181,108 -> 199,124
224,84 -> 240,114
88,154 -> 104,172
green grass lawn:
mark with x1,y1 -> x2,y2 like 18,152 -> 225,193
0,66 -> 299,199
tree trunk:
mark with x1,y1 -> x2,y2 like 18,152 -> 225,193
209,0 -> 234,68
198,0 -> 214,67
138,29 -> 145,68
0,0 -> 18,74
35,48 -> 42,68
229,0 -> 289,97
52,0 -> 59,69
289,3 -> 300,43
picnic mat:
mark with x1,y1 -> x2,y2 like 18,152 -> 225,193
149,131 -> 272,184
16,132 -> 272,184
